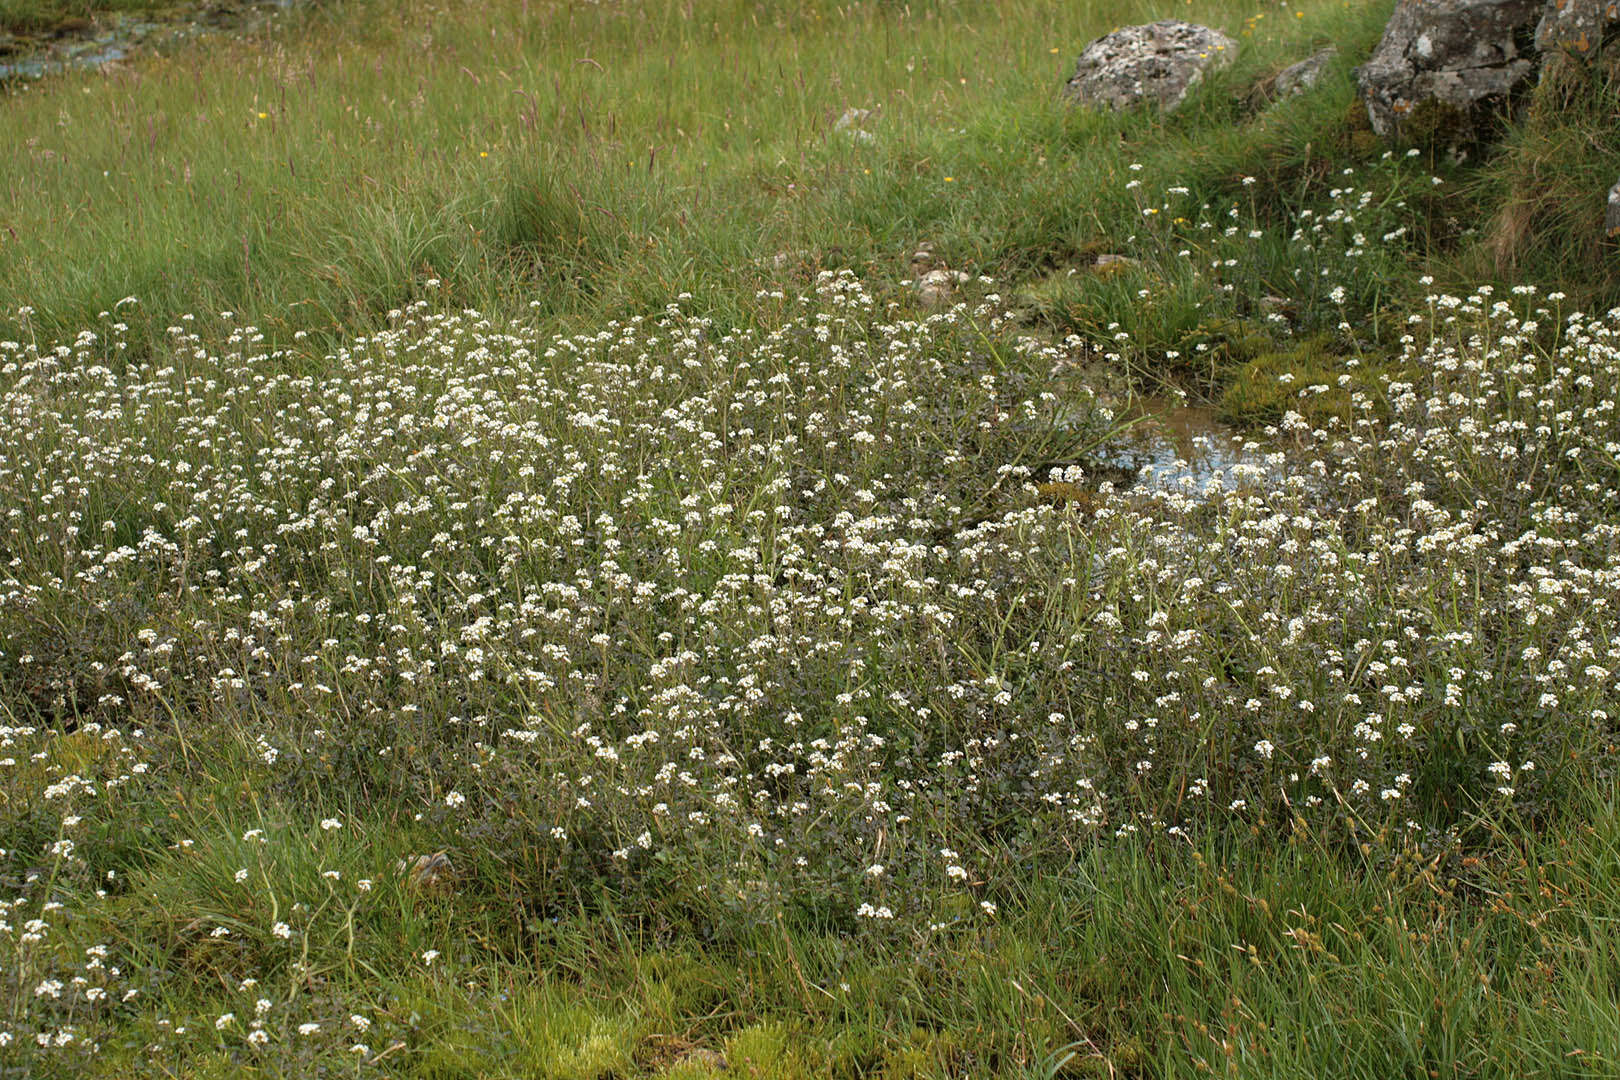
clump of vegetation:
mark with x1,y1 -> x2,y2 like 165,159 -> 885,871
1476,43 -> 1620,284
1214,332 -> 1401,426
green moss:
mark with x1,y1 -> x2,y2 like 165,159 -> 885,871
411,983 -> 644,1080
656,1060 -> 728,1080
1217,335 -> 1357,426
876,1029 -> 963,1079
725,1023 -> 805,1080
1341,98 -> 1381,157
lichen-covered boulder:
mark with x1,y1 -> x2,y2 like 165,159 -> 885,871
1536,0 -> 1620,57
1064,21 -> 1237,112
1356,0 -> 1543,140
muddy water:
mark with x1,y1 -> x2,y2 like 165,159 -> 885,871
1103,398 -> 1272,491
0,1 -> 304,84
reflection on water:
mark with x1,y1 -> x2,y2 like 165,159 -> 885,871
1102,398 -> 1273,491
0,43 -> 128,83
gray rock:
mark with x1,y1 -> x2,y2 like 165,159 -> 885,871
1093,253 -> 1142,272
678,1049 -> 727,1070
914,269 -> 971,306
1064,21 -> 1238,112
397,851 -> 454,895
769,250 -> 810,271
1274,47 -> 1338,97
1607,176 -> 1620,239
1356,0 -> 1543,141
834,107 -> 876,142
1535,0 -> 1620,56
910,241 -> 936,274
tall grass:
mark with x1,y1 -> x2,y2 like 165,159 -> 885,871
0,0 -> 1419,361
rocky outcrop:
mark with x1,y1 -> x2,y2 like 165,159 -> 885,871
1356,0 -> 1543,140
1064,21 -> 1237,112
1536,0 -> 1620,56
1357,0 -> 1619,230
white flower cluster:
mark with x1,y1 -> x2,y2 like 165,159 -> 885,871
1,263 -> 1617,1058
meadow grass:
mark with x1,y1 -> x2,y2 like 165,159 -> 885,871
4,0 -> 1620,1076
0,0 -> 1452,359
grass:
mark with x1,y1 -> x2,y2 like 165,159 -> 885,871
2,0 -> 1608,364
0,0 -> 1464,363
3,0 -> 1620,1076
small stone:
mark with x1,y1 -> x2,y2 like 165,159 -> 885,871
1606,176 -> 1620,239
1092,253 -> 1141,276
834,107 -> 875,142
677,1048 -> 727,1070
834,107 -> 871,130
914,268 -> 971,305
397,851 -> 454,895
1273,47 -> 1336,98
1064,21 -> 1237,112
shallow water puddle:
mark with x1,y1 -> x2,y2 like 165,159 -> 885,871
1102,398 -> 1271,491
